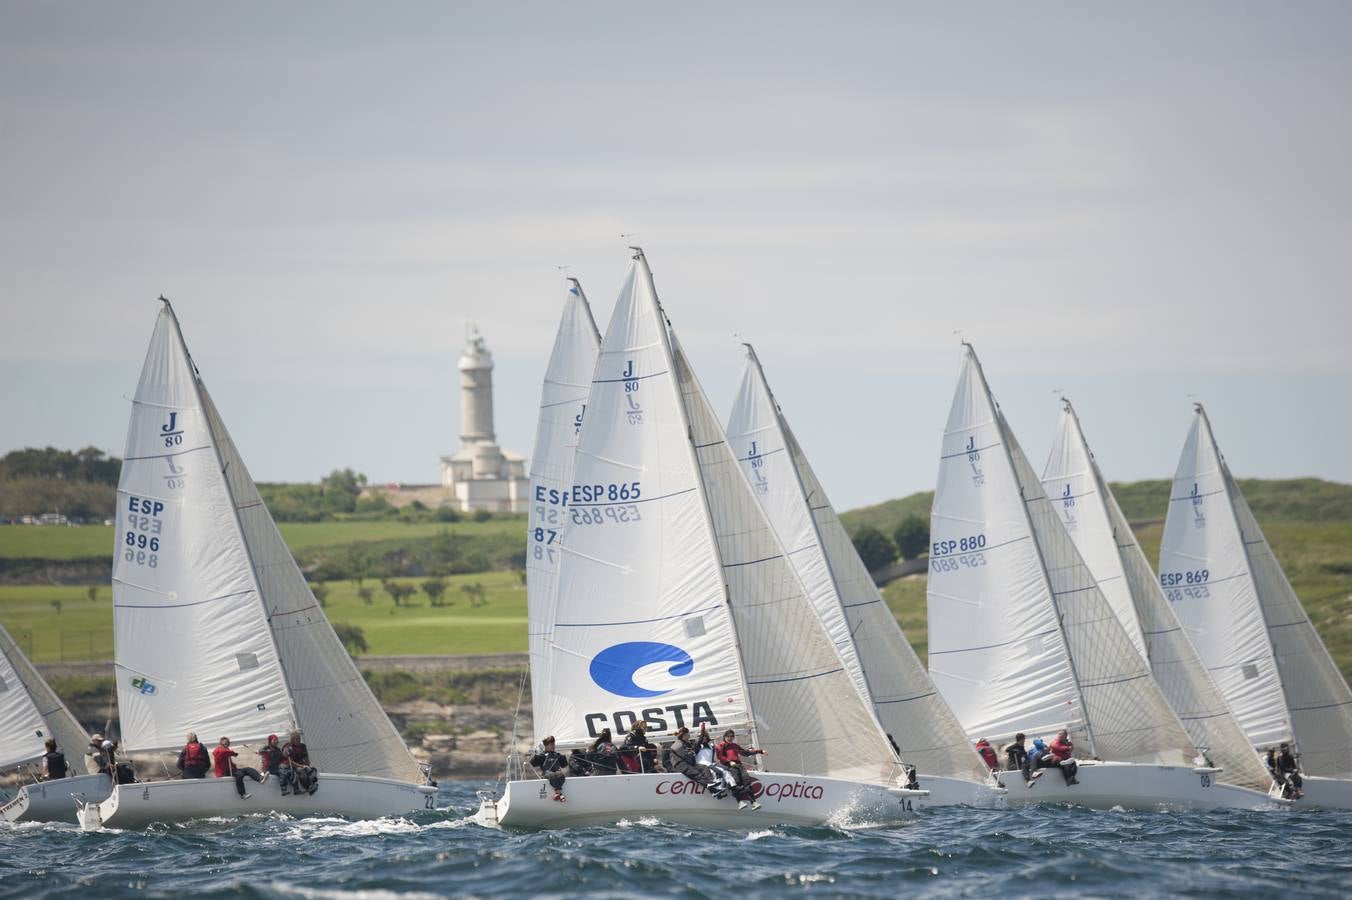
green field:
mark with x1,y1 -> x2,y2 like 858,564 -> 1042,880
0,573 -> 527,662
0,519 -> 523,560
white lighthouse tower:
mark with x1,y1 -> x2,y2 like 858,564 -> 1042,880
439,325 -> 528,512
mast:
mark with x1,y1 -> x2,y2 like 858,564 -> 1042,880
158,298 -> 300,730
635,248 -> 761,751
967,344 -> 1098,756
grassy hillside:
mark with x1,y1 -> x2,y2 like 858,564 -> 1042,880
0,519 -> 522,560
842,477 -> 1352,537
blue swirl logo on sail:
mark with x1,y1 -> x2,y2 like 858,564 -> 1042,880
589,642 -> 693,698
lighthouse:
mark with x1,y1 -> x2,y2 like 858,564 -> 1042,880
439,325 -> 528,512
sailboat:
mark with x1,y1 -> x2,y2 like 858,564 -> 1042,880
1159,404 -> 1352,809
1040,399 -> 1275,796
927,345 -> 1275,809
724,344 -> 1003,808
0,624 -> 111,823
477,250 -> 926,828
77,300 -> 437,829
527,278 -> 600,743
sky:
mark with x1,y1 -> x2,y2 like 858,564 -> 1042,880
2,2 -> 1349,510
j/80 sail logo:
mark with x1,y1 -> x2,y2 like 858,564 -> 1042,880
160,411 -> 184,448
622,360 -> 643,425
747,441 -> 768,495
1190,482 -> 1207,528
966,436 -> 985,487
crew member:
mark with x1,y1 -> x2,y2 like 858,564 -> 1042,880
178,732 -> 211,779
530,736 -> 568,802
40,738 -> 68,780
212,736 -> 267,799
284,730 -> 318,795
715,729 -> 766,811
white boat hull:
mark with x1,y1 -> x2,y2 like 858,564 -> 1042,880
475,771 -> 930,829
995,760 -> 1281,810
76,774 -> 437,830
1286,775 -> 1352,810
0,774 -> 113,824
910,774 -> 1006,810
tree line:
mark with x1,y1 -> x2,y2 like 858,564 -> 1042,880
850,514 -> 930,572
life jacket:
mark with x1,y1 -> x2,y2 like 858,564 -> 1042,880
259,745 -> 284,771
182,741 -> 209,771
285,741 -> 311,767
44,750 -> 68,779
975,740 -> 998,770
212,745 -> 237,777
715,741 -> 742,765
1048,737 -> 1074,763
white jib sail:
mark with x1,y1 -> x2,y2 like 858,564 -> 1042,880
1042,401 -> 1272,790
0,626 -> 50,769
1162,406 -> 1352,777
930,346 -> 1195,765
201,389 -> 424,782
726,344 -> 987,783
0,624 -> 93,772
1159,406 -> 1293,751
675,333 -> 897,784
527,279 -> 601,742
538,253 -> 750,747
113,304 -> 296,752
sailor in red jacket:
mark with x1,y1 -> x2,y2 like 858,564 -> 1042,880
974,738 -> 999,771
212,736 -> 267,799
714,729 -> 766,811
1045,729 -> 1080,786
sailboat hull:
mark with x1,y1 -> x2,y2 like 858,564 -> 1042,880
1286,775 -> 1352,810
0,774 -> 113,824
994,760 -> 1280,810
911,774 -> 1006,809
76,774 -> 437,830
475,771 -> 930,829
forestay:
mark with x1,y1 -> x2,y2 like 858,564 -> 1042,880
1159,407 -> 1293,752
0,626 -> 51,769
930,346 -> 1195,765
676,333 -> 896,784
1042,402 -> 1271,791
1163,406 -> 1352,777
726,345 -> 986,783
539,253 -> 749,746
113,305 -> 296,752
0,624 -> 92,773
526,279 -> 601,742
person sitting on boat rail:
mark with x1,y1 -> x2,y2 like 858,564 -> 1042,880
587,729 -> 619,775
974,738 -> 998,771
663,726 -> 724,796
257,734 -> 287,791
1045,729 -> 1080,786
530,736 -> 568,803
284,730 -> 318,795
88,733 -> 116,777
1276,743 -> 1304,799
39,738 -> 68,780
177,732 -> 211,779
621,721 -> 660,773
694,727 -> 716,766
1003,733 -> 1029,782
212,736 -> 267,800
715,729 -> 765,811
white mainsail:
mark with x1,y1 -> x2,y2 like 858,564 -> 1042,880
114,305 -> 296,751
0,624 -> 92,772
114,303 -> 422,781
1161,406 -> 1352,777
527,279 -> 601,741
928,345 -> 1195,765
538,254 -> 751,746
1041,401 -> 1272,790
538,250 -> 896,783
674,331 -> 897,784
725,344 -> 987,783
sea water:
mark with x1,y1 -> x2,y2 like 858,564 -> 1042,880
2,781 -> 1349,898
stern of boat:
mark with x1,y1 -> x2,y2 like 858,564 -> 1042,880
474,788 -> 503,828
